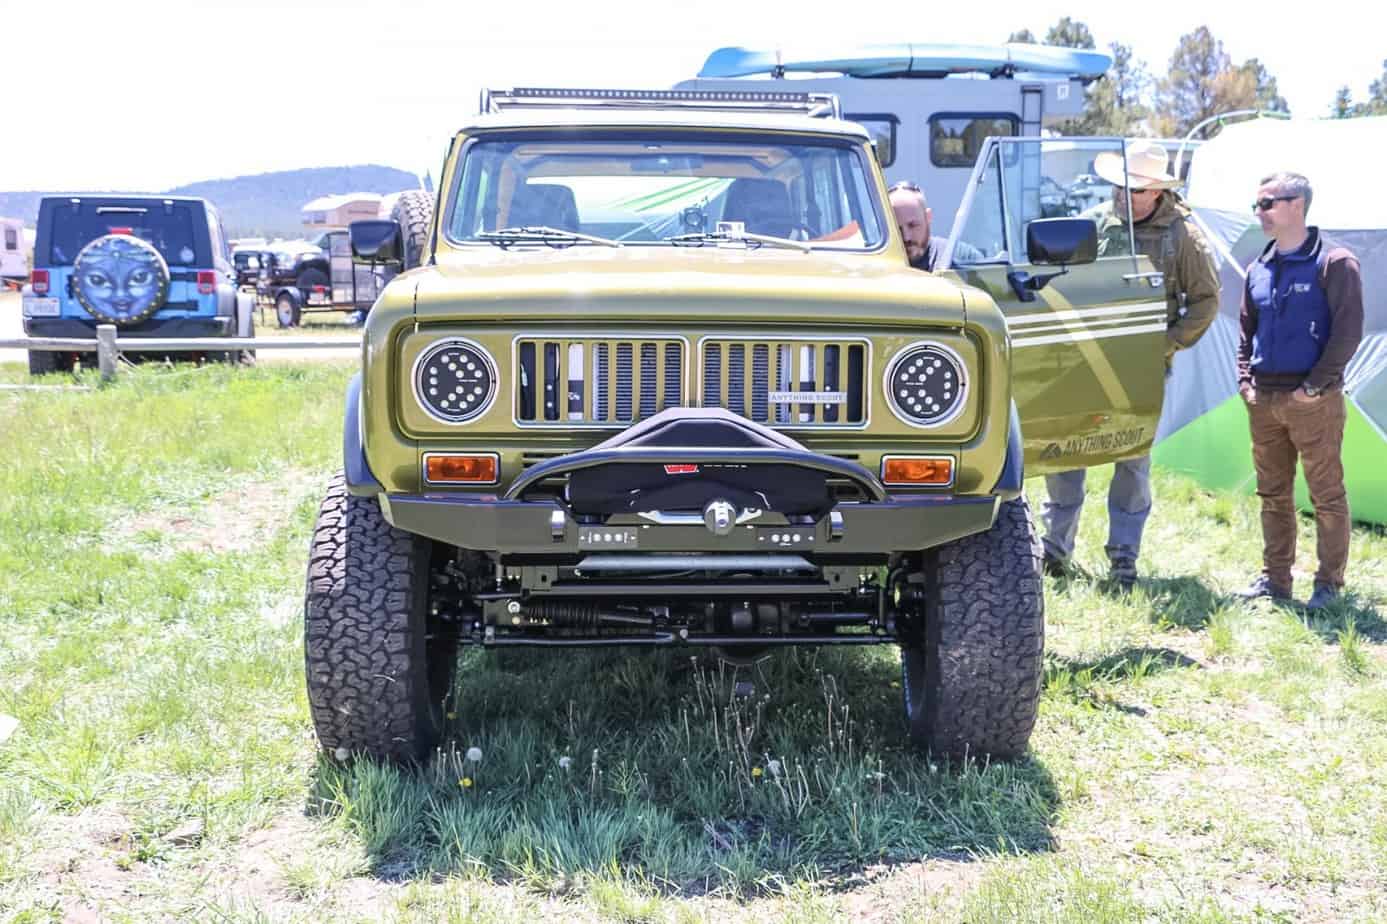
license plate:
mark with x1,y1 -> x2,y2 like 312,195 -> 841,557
23,297 -> 60,317
307,292 -> 330,306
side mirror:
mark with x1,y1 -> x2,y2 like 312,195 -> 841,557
1026,217 -> 1097,267
349,220 -> 403,265
1007,218 -> 1099,303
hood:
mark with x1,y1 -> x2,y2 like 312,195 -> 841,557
410,244 -> 968,328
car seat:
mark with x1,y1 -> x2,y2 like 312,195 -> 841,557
721,178 -> 796,239
508,183 -> 580,232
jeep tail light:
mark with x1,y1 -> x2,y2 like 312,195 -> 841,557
30,269 -> 49,295
424,453 -> 499,485
882,456 -> 954,486
197,271 -> 216,295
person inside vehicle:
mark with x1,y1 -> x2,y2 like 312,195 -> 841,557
888,181 -> 982,270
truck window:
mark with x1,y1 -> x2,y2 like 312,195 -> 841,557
48,203 -> 199,266
949,138 -> 1137,267
846,114 -> 898,168
4,227 -> 16,250
930,114 -> 1018,168
447,132 -> 887,249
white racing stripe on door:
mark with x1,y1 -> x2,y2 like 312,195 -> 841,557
1007,300 -> 1168,327
1012,322 -> 1168,348
1011,310 -> 1167,337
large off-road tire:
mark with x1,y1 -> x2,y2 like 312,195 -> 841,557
391,190 -> 434,270
304,473 -> 459,763
901,495 -> 1044,762
28,350 -> 73,375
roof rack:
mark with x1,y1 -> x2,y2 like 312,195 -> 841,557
479,87 -> 842,120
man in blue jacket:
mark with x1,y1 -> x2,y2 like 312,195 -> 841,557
1236,172 -> 1364,610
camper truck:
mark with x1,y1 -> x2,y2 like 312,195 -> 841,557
676,42 -> 1110,237
1,217 -> 28,282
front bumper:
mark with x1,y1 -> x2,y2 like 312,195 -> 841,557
377,407 -> 998,558
382,490 -> 997,557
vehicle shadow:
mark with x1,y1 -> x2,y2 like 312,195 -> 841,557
308,645 -> 1062,895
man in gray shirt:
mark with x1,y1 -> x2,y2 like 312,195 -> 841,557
889,181 -> 982,270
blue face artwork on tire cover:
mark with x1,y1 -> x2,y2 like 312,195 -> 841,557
73,234 -> 170,324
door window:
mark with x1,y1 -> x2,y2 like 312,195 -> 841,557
949,138 -> 1138,269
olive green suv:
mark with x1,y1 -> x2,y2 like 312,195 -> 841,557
304,89 -> 1169,763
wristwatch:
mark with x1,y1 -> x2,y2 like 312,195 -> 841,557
1302,384 -> 1322,398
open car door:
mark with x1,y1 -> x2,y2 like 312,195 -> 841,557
940,137 -> 1169,475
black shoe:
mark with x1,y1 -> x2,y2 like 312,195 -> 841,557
1108,557 -> 1138,592
1043,554 -> 1069,578
1306,584 -> 1341,611
1234,575 -> 1292,602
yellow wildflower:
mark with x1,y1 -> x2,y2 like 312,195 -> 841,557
751,767 -> 763,779
460,777 -> 473,789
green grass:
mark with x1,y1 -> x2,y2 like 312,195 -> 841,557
1,362 -> 1385,921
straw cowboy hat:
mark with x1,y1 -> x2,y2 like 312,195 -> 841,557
1093,140 -> 1179,190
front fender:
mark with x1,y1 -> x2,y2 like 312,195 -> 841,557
993,401 -> 1025,499
343,373 -> 383,496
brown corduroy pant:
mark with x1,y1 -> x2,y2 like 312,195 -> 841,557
1246,389 -> 1351,591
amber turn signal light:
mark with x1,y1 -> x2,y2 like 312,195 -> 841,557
882,456 -> 954,486
425,453 -> 498,484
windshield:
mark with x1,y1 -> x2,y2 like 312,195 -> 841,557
446,132 -> 887,249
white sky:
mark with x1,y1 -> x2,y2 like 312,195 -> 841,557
2,0 -> 1382,191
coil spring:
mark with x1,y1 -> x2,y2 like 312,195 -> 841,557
523,600 -> 602,630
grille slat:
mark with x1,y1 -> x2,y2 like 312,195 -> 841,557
514,336 -> 865,427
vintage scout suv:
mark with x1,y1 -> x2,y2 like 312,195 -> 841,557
304,88 -> 1168,763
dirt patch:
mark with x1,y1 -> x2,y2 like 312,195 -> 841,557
115,469 -> 324,555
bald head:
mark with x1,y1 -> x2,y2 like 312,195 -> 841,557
889,185 -> 932,269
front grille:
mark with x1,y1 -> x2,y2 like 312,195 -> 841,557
700,338 -> 868,427
515,336 -> 685,425
514,335 -> 868,428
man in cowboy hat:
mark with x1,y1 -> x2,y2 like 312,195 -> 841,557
1041,140 -> 1220,591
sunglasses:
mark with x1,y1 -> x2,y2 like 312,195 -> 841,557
1252,195 -> 1299,213
888,181 -> 923,194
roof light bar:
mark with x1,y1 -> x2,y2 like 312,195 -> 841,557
480,87 -> 841,119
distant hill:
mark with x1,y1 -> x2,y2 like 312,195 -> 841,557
0,165 -> 421,239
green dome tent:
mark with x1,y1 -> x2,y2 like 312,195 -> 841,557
1153,116 -> 1387,524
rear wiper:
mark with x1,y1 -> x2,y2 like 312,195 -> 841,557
478,226 -> 622,249
664,231 -> 811,253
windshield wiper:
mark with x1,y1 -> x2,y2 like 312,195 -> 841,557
663,231 -> 811,253
478,226 -> 623,249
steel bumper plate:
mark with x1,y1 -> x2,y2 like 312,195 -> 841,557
380,492 -> 998,556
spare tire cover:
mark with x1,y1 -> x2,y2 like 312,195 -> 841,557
72,234 -> 170,325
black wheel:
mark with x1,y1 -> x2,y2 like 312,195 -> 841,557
391,190 -> 434,270
275,291 -> 301,328
27,350 -> 71,375
901,495 -> 1044,762
304,473 -> 459,762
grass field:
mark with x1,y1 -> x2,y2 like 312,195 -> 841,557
1,361 -> 1384,922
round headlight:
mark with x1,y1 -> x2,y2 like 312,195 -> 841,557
885,342 -> 966,427
413,338 -> 498,424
